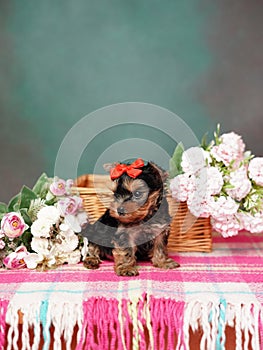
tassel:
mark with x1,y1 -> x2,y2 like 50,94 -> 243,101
0,300 -> 9,350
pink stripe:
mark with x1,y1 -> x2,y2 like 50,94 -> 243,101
0,300 -> 9,349
1,267 -> 263,285
212,233 -> 263,244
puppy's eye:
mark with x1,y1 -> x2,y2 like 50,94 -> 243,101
133,190 -> 142,199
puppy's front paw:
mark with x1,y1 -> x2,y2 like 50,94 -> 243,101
115,265 -> 139,276
153,258 -> 180,270
83,256 -> 101,269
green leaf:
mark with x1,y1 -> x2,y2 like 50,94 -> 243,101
19,208 -> 32,226
0,202 -> 8,220
0,202 -> 7,214
21,231 -> 33,252
8,193 -> 21,212
32,173 -> 49,197
19,186 -> 37,209
201,132 -> 208,150
169,142 -> 184,178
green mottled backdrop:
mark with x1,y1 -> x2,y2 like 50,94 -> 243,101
0,1 -> 262,202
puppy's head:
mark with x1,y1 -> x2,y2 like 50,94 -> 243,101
105,159 -> 168,224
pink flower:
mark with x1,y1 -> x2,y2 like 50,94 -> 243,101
195,167 -> 224,196
210,132 -> 245,166
248,157 -> 263,186
181,147 -> 211,174
187,192 -> 213,218
1,212 -> 29,238
210,196 -> 239,218
237,212 -> 263,233
226,166 -> 252,201
170,174 -> 195,202
3,246 -> 29,269
57,196 -> 83,216
211,215 -> 240,237
50,178 -> 67,196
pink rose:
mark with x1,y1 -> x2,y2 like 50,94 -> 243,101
58,196 -> 83,216
49,178 -> 66,196
1,212 -> 29,238
248,157 -> 263,186
210,132 -> 245,166
3,246 -> 29,269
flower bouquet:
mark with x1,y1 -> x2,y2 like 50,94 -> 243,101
0,174 -> 89,270
169,125 -> 263,237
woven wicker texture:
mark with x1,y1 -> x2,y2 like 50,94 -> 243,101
73,174 -> 212,252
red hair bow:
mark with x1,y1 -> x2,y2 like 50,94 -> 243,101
110,158 -> 145,180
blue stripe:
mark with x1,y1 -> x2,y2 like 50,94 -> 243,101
40,300 -> 50,350
0,288 -> 261,295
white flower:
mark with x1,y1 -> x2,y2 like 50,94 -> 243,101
64,212 -> 88,233
31,237 -> 50,254
181,147 -> 211,174
31,219 -> 52,238
37,206 -> 61,225
56,234 -> 79,253
248,157 -> 263,186
24,253 -> 42,269
226,166 -> 252,201
59,223 -> 75,237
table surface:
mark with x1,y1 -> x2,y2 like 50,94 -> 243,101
0,232 -> 263,350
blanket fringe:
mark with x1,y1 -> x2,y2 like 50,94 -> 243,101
0,300 -> 9,350
5,301 -> 83,350
3,297 -> 262,350
184,300 -> 262,350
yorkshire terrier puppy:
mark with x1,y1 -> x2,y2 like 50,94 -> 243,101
81,158 -> 179,276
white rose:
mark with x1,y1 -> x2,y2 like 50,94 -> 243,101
31,219 -> 52,238
56,234 -> 79,253
31,237 -> 50,254
37,206 -> 61,225
64,212 -> 88,233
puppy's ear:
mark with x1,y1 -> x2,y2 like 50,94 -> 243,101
148,162 -> 169,182
103,163 -> 118,192
103,162 -> 118,173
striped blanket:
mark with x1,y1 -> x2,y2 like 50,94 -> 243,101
0,232 -> 262,350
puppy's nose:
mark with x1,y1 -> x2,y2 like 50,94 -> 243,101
117,206 -> 126,216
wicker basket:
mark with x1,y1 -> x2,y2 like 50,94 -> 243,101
73,174 -> 212,252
